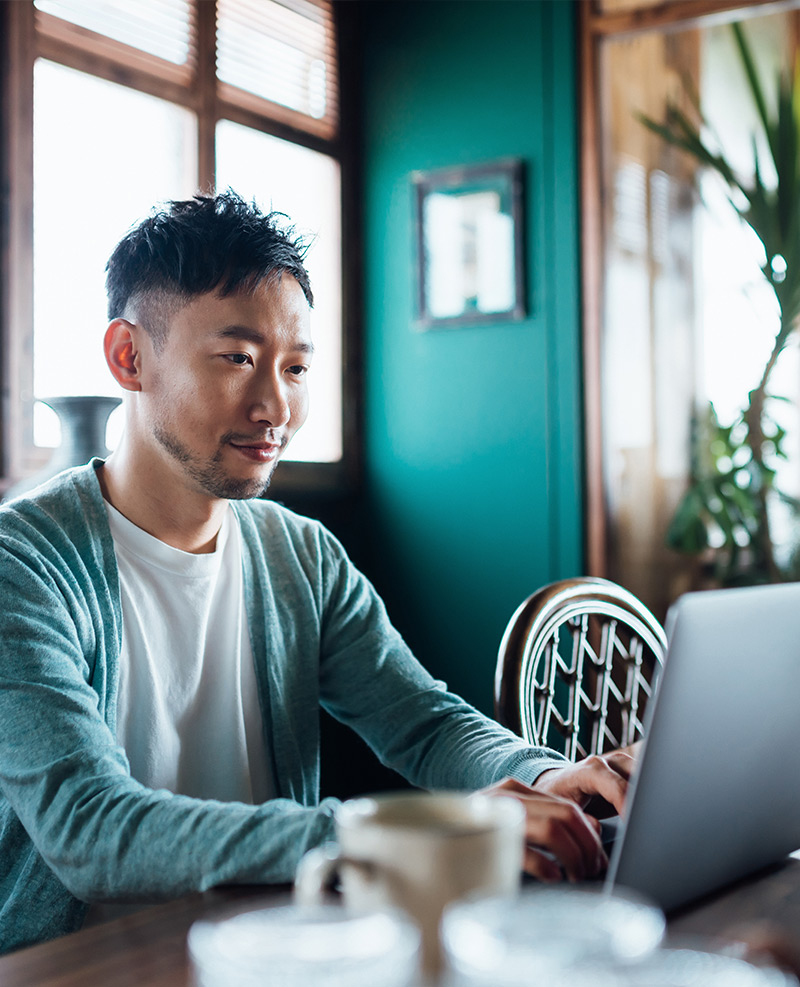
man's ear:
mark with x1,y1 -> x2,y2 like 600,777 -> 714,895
104,319 -> 143,392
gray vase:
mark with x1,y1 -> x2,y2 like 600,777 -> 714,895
4,395 -> 121,500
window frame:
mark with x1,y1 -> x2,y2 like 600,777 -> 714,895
0,0 -> 358,496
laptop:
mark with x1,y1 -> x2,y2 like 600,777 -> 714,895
604,581 -> 800,912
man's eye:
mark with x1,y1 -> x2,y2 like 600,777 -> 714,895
226,353 -> 251,365
287,365 -> 308,377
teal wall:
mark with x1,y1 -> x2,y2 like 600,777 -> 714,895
359,0 -> 584,714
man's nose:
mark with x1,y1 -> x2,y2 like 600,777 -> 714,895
248,373 -> 291,427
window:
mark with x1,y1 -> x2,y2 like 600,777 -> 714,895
580,0 -> 798,615
2,0 -> 346,490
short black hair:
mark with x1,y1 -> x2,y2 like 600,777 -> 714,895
105,191 -> 313,346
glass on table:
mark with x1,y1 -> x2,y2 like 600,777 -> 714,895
442,888 -> 795,987
441,886 -> 666,986
583,947 -> 796,986
188,904 -> 420,987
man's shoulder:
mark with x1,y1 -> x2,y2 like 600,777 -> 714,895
0,461 -> 106,548
3,460 -> 99,511
232,497 -> 343,562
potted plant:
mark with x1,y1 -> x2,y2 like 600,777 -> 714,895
641,22 -> 800,585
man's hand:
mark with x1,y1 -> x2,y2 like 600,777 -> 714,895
477,777 -> 607,883
478,746 -> 641,883
533,746 -> 639,816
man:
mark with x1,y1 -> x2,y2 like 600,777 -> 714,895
0,192 -> 631,954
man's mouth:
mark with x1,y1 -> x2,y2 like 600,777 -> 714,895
228,437 -> 283,463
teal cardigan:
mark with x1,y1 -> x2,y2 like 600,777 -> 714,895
0,461 -> 565,953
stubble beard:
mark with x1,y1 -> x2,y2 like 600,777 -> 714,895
153,423 -> 280,500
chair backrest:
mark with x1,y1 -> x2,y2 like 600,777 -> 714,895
494,577 -> 667,761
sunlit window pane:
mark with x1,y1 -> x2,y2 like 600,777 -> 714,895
216,120 -> 342,464
34,0 -> 193,65
33,59 -> 197,447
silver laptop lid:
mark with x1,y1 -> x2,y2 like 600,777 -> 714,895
606,581 -> 800,912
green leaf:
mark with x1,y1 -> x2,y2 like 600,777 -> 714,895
666,488 -> 709,553
732,22 -> 775,163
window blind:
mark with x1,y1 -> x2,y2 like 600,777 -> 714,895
217,0 -> 338,130
34,0 -> 195,67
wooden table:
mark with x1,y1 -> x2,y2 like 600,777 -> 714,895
3,859 -> 800,986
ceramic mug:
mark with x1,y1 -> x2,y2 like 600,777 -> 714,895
294,791 -> 525,979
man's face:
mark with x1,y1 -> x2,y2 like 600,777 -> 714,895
139,274 -> 312,501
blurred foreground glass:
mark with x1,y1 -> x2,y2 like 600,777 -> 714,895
442,887 -> 665,985
188,905 -> 420,987
631,947 -> 793,986
565,947 -> 795,987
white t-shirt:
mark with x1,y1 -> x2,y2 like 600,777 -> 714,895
105,501 -> 274,805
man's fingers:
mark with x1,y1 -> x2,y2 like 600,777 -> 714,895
476,745 -> 640,883
489,776 -> 539,797
477,776 -> 609,882
535,756 -> 629,816
583,755 -> 629,813
601,748 -> 637,782
523,846 -> 562,883
615,740 -> 643,761
524,799 -> 607,882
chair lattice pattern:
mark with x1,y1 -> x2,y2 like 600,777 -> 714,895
496,579 -> 667,761
524,613 -> 657,759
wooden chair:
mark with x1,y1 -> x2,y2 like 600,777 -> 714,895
494,577 -> 667,761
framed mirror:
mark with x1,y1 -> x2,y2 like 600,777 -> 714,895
412,158 -> 525,330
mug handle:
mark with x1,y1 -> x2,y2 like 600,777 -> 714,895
294,843 -> 375,905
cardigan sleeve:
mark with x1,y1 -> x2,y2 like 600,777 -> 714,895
0,533 -> 338,910
315,527 -> 567,790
